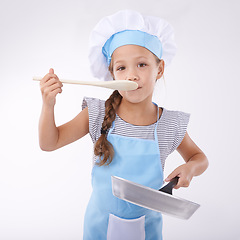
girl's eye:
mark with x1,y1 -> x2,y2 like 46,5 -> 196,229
116,66 -> 125,71
138,63 -> 146,67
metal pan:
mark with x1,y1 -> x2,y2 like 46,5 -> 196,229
111,176 -> 200,220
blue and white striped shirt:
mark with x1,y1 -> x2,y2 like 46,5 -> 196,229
82,97 -> 190,170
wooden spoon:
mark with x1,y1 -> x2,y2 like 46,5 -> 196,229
33,77 -> 138,91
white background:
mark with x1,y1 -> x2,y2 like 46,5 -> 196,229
0,0 -> 239,239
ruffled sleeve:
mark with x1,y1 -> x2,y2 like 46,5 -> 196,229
82,97 -> 105,143
157,109 -> 190,168
170,111 -> 190,153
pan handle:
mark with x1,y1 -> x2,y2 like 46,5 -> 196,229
159,176 -> 179,195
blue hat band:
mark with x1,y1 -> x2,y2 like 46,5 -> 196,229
102,30 -> 162,66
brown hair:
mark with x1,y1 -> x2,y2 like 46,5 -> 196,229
94,90 -> 122,166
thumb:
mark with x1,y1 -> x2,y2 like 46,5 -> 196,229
49,68 -> 54,74
165,169 -> 180,182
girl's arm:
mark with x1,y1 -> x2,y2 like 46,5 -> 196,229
39,68 -> 89,151
165,132 -> 209,189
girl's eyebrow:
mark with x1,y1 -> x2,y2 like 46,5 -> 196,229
114,60 -> 125,65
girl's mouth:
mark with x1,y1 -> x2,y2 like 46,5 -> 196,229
129,86 -> 142,92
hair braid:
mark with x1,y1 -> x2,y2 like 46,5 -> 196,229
94,90 -> 122,166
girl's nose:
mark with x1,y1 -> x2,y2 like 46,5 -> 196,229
126,70 -> 139,81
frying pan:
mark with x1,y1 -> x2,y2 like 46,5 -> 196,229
112,176 -> 200,220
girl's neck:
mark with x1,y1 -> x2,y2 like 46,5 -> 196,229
117,99 -> 159,126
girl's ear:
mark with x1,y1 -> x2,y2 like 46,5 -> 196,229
156,60 -> 165,80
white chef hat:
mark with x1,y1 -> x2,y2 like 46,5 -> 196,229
88,9 -> 177,81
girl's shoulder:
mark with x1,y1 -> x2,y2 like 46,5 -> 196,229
82,97 -> 105,111
160,108 -> 190,125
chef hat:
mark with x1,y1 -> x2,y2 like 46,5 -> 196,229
88,9 -> 177,81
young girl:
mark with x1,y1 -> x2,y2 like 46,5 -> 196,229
39,10 -> 208,240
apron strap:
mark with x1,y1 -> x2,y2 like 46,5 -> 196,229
153,103 -> 160,141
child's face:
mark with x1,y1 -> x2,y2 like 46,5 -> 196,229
111,45 -> 163,104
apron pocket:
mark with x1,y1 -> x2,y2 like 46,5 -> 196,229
107,214 -> 145,240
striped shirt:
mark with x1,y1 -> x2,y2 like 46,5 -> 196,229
82,97 -> 190,170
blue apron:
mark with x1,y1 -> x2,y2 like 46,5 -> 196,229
83,107 -> 163,240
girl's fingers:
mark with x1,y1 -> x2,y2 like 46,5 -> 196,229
173,176 -> 191,189
42,77 -> 63,88
165,174 -> 192,189
41,82 -> 63,95
39,70 -> 62,107
40,71 -> 59,85
49,68 -> 54,74
178,177 -> 191,188
40,77 -> 63,95
48,87 -> 62,97
165,169 -> 179,182
41,74 -> 58,84
165,165 -> 192,189
48,82 -> 63,93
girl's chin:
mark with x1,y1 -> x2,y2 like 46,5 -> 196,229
119,93 -> 145,104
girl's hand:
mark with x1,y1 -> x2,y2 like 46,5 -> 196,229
165,163 -> 194,189
40,68 -> 63,108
